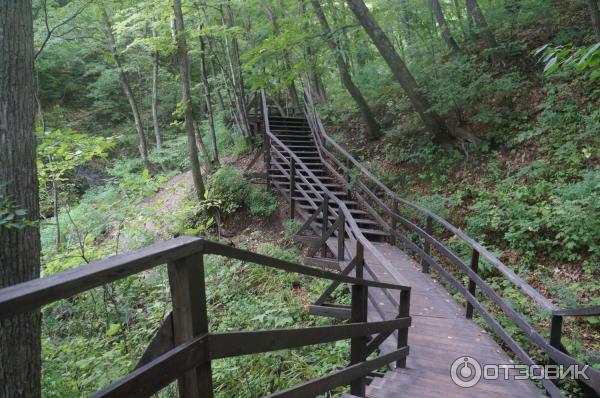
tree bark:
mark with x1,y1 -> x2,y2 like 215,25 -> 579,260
465,0 -> 497,49
400,0 -> 412,44
173,0 -> 206,200
431,0 -> 460,52
0,1 -> 42,397
346,0 -> 453,144
151,27 -> 162,150
311,0 -> 380,140
102,11 -> 152,171
589,0 -> 600,41
222,2 -> 252,141
53,180 -> 60,249
199,27 -> 220,166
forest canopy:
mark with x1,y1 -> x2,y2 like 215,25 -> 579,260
0,0 -> 599,397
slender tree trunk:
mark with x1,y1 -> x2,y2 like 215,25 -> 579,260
311,0 -> 380,140
199,28 -> 220,166
400,0 -> 412,44
193,119 -> 212,171
172,0 -> 206,200
103,11 -> 152,171
431,0 -> 460,52
53,180 -> 60,248
221,3 -> 251,141
151,27 -> 162,150
346,0 -> 453,144
299,0 -> 327,103
0,1 -> 42,396
262,0 -> 301,111
465,0 -> 497,49
589,0 -> 600,41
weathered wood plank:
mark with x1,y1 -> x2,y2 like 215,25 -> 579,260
0,236 -> 204,319
93,334 -> 208,398
264,347 -> 409,398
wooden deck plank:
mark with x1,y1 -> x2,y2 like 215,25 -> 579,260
268,116 -> 545,398
362,242 -> 545,398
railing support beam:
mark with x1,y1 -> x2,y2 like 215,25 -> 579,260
350,244 -> 367,396
549,315 -> 563,366
168,254 -> 213,398
396,289 -> 411,368
466,249 -> 479,319
320,196 -> 329,258
289,158 -> 296,220
421,216 -> 432,273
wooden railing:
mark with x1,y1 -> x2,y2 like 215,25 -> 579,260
261,92 -> 412,334
0,237 -> 411,398
301,87 -> 600,397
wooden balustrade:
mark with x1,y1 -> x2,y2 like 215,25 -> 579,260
301,87 -> 600,397
0,237 -> 411,398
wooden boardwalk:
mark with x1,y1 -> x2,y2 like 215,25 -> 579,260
361,242 -> 544,397
265,114 -> 548,397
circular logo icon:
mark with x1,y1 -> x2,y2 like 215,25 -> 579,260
450,356 -> 482,388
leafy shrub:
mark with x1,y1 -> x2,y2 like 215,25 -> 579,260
247,188 -> 277,216
208,166 -> 250,214
420,55 -> 521,128
148,135 -> 190,172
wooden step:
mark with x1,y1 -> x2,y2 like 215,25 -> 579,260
303,257 -> 340,270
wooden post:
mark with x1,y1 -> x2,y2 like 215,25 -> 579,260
168,254 -> 213,398
390,199 -> 398,245
344,159 -> 351,199
397,289 -> 411,368
265,135 -> 271,192
549,315 -> 563,366
350,243 -> 367,396
420,216 -> 433,273
465,249 -> 479,319
289,158 -> 296,220
337,214 -> 345,261
321,196 -> 329,257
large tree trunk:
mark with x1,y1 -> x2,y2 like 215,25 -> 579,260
431,0 -> 460,52
173,0 -> 206,201
103,11 -> 152,171
589,0 -> 600,41
199,28 -> 220,166
311,0 -> 380,140
465,0 -> 497,49
151,27 -> 162,150
0,1 -> 42,397
346,0 -> 453,144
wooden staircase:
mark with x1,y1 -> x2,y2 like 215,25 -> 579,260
260,96 -> 600,397
267,115 -> 388,242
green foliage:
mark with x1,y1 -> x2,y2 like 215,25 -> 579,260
208,166 -> 251,214
0,191 -> 36,229
247,187 -> 277,217
37,126 -> 114,187
421,55 -> 521,129
147,135 -> 190,171
534,42 -> 600,81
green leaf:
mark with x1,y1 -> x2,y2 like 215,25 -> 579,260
543,57 -> 558,75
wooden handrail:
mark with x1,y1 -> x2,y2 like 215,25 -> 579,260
261,91 -> 412,294
300,87 -> 600,396
302,88 -> 556,312
552,305 -> 600,317
0,235 -> 411,398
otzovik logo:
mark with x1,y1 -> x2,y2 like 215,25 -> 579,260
450,356 -> 482,387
